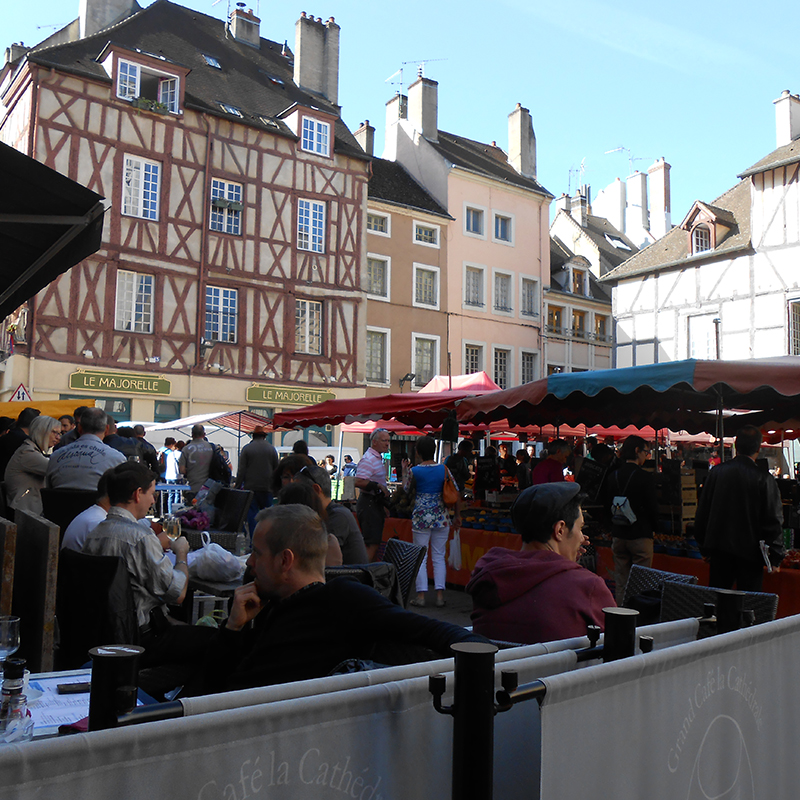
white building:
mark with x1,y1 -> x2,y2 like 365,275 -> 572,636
602,91 -> 800,368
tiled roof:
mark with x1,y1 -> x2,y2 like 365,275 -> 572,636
429,130 -> 553,198
581,213 -> 639,270
601,179 -> 752,283
739,138 -> 800,178
368,158 -> 451,218
549,237 -> 611,304
23,0 -> 365,159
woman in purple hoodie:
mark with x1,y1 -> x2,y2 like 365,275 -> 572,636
467,482 -> 615,644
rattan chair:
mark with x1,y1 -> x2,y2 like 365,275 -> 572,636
622,564 -> 698,606
660,580 -> 778,625
381,538 -> 427,609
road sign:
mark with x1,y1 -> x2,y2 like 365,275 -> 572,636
11,383 -> 31,402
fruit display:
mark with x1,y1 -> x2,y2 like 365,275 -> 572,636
781,550 -> 800,570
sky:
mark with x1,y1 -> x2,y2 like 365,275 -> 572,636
4,0 -> 800,222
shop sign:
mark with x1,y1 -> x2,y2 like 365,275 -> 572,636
68,369 -> 171,395
246,383 -> 336,406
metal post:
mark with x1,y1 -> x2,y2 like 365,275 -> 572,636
715,589 -> 746,634
602,607 -> 639,662
450,642 -> 498,800
88,644 -> 144,731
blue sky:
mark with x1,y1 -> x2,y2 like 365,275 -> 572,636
4,0 -> 800,222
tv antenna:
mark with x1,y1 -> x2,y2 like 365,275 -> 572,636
385,58 -> 447,89
567,158 -> 586,195
605,146 -> 650,175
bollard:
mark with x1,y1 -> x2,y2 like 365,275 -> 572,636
602,607 -> 639,662
450,642 -> 498,800
715,589 -> 746,634
88,645 -> 144,731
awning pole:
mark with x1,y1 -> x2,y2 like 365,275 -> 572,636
335,429 -> 344,500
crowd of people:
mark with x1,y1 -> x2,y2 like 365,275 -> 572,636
2,402 -> 786,702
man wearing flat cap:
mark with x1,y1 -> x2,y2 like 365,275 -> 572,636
467,483 -> 615,644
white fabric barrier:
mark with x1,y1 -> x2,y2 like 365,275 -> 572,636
539,614 -> 800,799
0,616 -> 705,799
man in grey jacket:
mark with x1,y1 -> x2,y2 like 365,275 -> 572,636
235,425 -> 279,536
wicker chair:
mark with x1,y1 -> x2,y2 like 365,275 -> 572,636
660,580 -> 778,626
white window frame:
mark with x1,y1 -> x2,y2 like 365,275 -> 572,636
520,349 -> 539,384
413,220 -> 440,249
205,286 -> 238,344
122,155 -> 160,220
295,299 -> 323,355
492,345 -> 513,390
365,326 -> 391,386
519,275 -> 540,319
463,340 -> 486,375
301,117 -> 331,157
366,211 -> 391,238
411,332 -> 440,389
547,303 -> 565,335
492,210 -> 515,245
492,269 -> 514,317
463,203 -> 487,239
365,253 -> 391,302
790,300 -> 800,356
687,313 -> 718,360
412,263 -> 440,310
463,263 -> 486,310
115,270 -> 154,333
297,199 -> 326,253
210,178 -> 243,235
692,224 -> 712,255
116,58 -> 180,113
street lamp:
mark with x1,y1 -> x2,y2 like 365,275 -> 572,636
399,372 -> 416,392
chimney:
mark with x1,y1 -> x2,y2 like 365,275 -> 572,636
508,103 -> 536,178
293,13 -> 340,105
647,158 -> 671,240
626,171 -> 648,235
407,76 -> 438,142
385,93 -> 407,128
230,3 -> 261,49
555,193 -> 570,214
569,187 -> 589,227
354,120 -> 374,156
774,90 -> 800,147
4,43 -> 29,66
594,178 -> 626,234
79,0 -> 137,39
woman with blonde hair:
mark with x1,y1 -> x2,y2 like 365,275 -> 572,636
4,415 -> 62,516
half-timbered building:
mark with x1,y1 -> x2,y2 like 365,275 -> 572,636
602,91 -> 800,368
0,0 -> 369,435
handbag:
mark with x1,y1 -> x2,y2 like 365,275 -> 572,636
611,471 -> 638,526
442,467 -> 460,506
448,527 -> 462,571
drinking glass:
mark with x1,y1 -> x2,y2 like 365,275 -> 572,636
0,617 -> 20,662
165,517 -> 181,541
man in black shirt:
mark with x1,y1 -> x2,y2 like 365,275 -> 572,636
201,504 -> 483,693
694,426 -> 784,591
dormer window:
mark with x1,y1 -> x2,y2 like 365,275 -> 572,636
301,118 -> 330,157
117,59 -> 180,113
571,269 -> 586,295
692,225 -> 711,254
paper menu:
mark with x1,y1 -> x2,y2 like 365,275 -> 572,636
26,671 -> 91,737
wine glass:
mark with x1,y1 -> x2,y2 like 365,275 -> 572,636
0,616 -> 20,662
165,517 -> 181,541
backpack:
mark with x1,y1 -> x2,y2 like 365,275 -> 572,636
208,444 -> 232,486
611,470 -> 638,526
